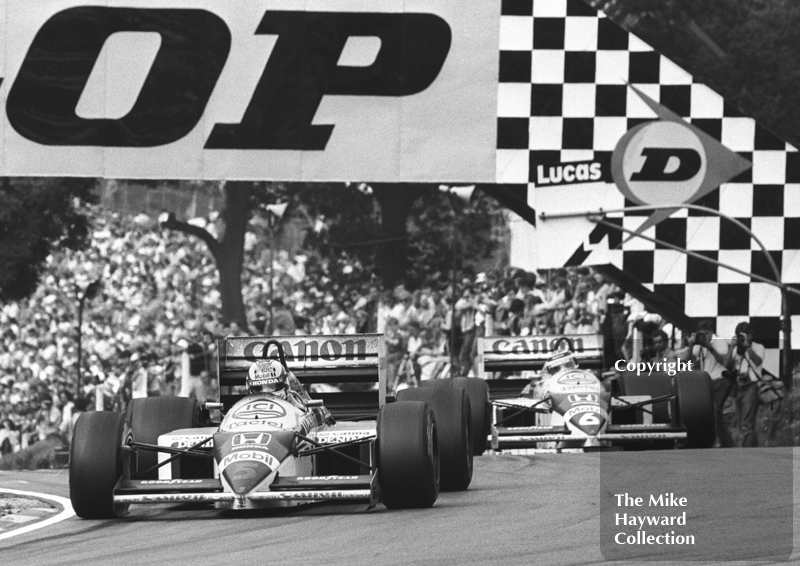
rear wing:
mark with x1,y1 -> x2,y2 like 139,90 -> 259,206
477,334 -> 605,378
217,334 -> 387,416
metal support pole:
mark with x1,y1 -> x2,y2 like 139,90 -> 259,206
268,224 -> 274,336
451,220 -> 458,376
76,295 -> 85,402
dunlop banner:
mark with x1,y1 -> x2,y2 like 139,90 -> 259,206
0,0 -> 498,181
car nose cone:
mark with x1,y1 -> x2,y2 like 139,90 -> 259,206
214,430 -> 295,494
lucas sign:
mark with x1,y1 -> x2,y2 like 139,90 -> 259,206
0,0 -> 498,181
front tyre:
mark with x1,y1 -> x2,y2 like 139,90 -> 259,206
69,411 -> 130,519
377,401 -> 439,509
675,372 -> 715,448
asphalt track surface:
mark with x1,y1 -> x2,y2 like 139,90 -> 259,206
0,449 -> 797,566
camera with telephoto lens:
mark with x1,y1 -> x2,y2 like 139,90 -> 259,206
722,369 -> 745,385
733,333 -> 749,356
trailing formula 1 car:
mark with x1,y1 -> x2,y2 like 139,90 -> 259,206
476,334 -> 715,452
69,334 -> 472,519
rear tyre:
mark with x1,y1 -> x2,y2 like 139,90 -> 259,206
452,377 -> 490,456
675,372 -> 715,448
127,397 -> 199,479
69,411 -> 130,519
397,387 -> 472,491
421,378 -> 489,456
378,401 -> 439,509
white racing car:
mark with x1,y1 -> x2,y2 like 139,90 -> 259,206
476,334 -> 715,452
69,334 -> 474,518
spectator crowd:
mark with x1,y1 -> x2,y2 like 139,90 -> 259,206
2,206 -> 767,456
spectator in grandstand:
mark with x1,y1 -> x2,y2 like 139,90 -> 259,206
498,298 -> 525,336
563,306 -> 593,335
416,319 -> 450,381
602,291 -> 629,368
727,321 -> 765,447
390,287 -> 419,328
34,396 -> 61,442
375,290 -> 395,334
623,311 -> 660,362
384,316 -> 405,390
252,311 -> 269,334
519,294 -> 542,333
492,284 -> 517,331
531,314 -> 554,336
271,298 -> 297,336
57,390 -> 75,438
531,275 -> 549,304
0,418 -> 19,455
415,287 -> 439,328
514,274 -> 536,302
548,276 -> 572,332
455,286 -> 479,375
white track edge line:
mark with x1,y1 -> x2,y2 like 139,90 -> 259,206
0,488 -> 75,541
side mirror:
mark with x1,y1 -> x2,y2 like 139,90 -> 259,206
205,402 -> 224,411
305,399 -> 324,408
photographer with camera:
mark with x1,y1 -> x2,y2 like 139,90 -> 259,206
727,322 -> 765,447
675,320 -> 735,447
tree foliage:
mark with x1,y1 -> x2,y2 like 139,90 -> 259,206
0,178 -> 97,302
406,188 -> 501,286
250,182 -> 502,291
592,0 -> 800,147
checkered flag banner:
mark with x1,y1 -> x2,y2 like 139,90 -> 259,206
495,0 -> 800,364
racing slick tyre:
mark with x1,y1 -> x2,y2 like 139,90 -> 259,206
127,396 -> 200,479
452,377 -> 490,456
377,401 -> 439,509
421,378 -> 489,456
675,372 -> 716,449
69,411 -> 131,519
617,372 -> 674,450
397,387 -> 472,491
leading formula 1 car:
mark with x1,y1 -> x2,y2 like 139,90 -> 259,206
476,334 -> 715,452
69,334 -> 473,518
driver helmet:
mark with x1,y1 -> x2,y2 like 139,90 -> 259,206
247,359 -> 288,394
542,350 -> 578,376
